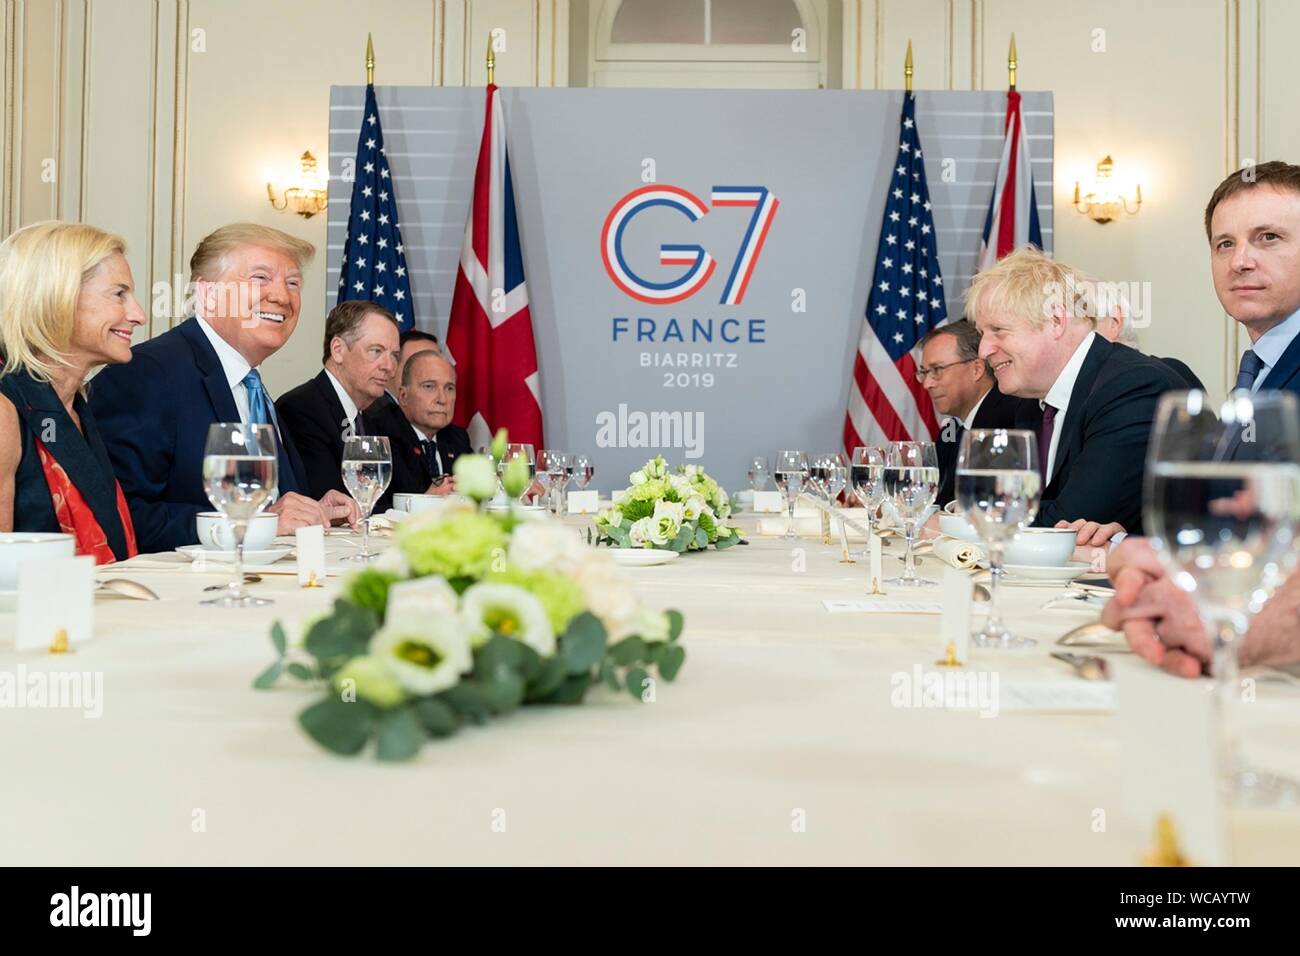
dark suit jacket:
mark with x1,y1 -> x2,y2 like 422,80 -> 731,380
366,400 -> 472,497
88,317 -> 307,554
276,370 -> 358,496
1254,329 -> 1300,396
935,384 -> 1020,506
1015,336 -> 1186,532
1159,356 -> 1204,391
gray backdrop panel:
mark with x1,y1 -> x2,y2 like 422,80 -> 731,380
327,87 -> 1053,493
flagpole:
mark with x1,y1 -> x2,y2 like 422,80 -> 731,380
366,32 -> 375,85
1008,33 -> 1017,90
486,33 -> 495,85
904,40 -> 913,94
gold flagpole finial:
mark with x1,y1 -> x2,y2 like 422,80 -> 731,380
904,39 -> 914,94
486,33 -> 496,85
1008,33 -> 1017,90
366,33 -> 375,85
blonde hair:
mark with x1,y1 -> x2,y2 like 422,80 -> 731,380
964,245 -> 1097,332
0,220 -> 128,382
189,222 -> 315,283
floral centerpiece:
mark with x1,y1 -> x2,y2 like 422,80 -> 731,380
254,434 -> 685,762
593,456 -> 742,552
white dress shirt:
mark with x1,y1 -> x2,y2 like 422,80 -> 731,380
958,386 -> 993,431
1244,307 -> 1300,391
1040,331 -> 1096,486
323,368 -> 360,430
195,317 -> 253,422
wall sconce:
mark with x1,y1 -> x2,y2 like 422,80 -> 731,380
1073,155 -> 1142,224
266,150 -> 328,219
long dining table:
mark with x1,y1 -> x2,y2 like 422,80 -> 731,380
2,512 -> 1298,866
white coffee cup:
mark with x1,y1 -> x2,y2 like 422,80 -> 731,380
197,512 -> 278,552
393,493 -> 451,515
0,532 -> 75,590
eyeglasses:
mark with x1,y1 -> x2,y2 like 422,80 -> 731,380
915,358 -> 979,383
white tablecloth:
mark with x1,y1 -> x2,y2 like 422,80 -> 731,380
1,517 -> 1297,865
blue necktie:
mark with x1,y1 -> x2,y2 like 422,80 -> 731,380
242,369 -> 271,425
1234,350 -> 1265,392
421,438 -> 441,479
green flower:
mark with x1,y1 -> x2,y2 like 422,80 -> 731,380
462,580 -> 557,656
397,510 -> 507,582
332,655 -> 406,709
453,453 -> 498,502
343,569 -> 400,620
487,566 -> 585,637
503,455 -> 531,499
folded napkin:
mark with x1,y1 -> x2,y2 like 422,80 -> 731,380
929,535 -> 987,570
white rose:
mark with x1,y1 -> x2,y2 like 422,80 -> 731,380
629,470 -> 647,486
460,582 -> 556,656
632,606 -> 672,644
653,500 -> 686,525
574,555 -> 640,640
371,610 -> 474,695
629,516 -> 665,547
385,575 -> 460,618
682,496 -> 705,521
508,519 -> 586,573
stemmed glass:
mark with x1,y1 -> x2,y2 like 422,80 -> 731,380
502,443 -> 536,505
956,429 -> 1041,647
1144,390 -> 1300,806
850,446 -> 887,550
201,422 -> 278,608
774,450 -> 809,540
542,450 -> 572,514
572,454 -> 595,491
748,456 -> 770,491
884,441 -> 939,586
341,435 -> 392,562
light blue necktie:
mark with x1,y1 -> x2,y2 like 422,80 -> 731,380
1234,350 -> 1266,393
242,369 -> 271,425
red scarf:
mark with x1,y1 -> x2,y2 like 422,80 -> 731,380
34,438 -> 138,564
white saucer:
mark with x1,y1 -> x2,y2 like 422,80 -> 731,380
176,545 -> 293,567
1002,561 -> 1092,583
486,503 -> 547,513
382,509 -> 412,523
609,548 -> 679,567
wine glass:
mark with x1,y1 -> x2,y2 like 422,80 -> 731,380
773,450 -> 809,540
572,454 -> 595,491
341,435 -> 392,562
201,422 -> 278,608
850,446 -> 887,549
748,456 -> 770,491
956,429 -> 1041,647
1144,389 -> 1300,806
503,443 -> 536,505
543,450 -> 572,514
884,441 -> 939,586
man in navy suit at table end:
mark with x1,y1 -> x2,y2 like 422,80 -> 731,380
90,223 -> 358,554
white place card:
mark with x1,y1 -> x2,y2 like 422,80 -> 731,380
939,568 -> 972,664
295,525 -> 327,587
992,680 -> 1117,713
751,490 -> 785,513
17,556 -> 93,650
823,598 -> 943,614
567,490 -> 600,514
1114,658 -> 1226,866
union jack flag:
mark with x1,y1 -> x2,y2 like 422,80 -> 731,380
977,89 -> 1043,270
843,92 -> 947,453
337,83 -> 415,330
445,84 -> 544,450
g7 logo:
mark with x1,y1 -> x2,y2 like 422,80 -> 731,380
600,184 -> 779,306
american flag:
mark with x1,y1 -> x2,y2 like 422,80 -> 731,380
446,83 -> 544,450
336,83 -> 415,330
842,92 -> 947,454
977,89 -> 1042,270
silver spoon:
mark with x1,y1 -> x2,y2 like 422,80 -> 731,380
203,574 -> 263,592
1050,651 -> 1110,681
95,578 -> 160,601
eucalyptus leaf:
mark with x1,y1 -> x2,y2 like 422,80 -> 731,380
694,526 -> 708,549
626,666 -> 651,702
413,698 -> 460,737
286,662 -> 315,682
375,707 -> 425,762
439,681 -> 494,724
657,644 -> 686,681
666,610 -> 684,642
608,635 -> 647,666
298,696 -> 375,756
304,600 -> 377,663
537,672 -> 590,705
271,622 -> 287,657
482,669 -> 526,713
561,612 -> 607,675
252,659 -> 283,690
527,654 -> 568,700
